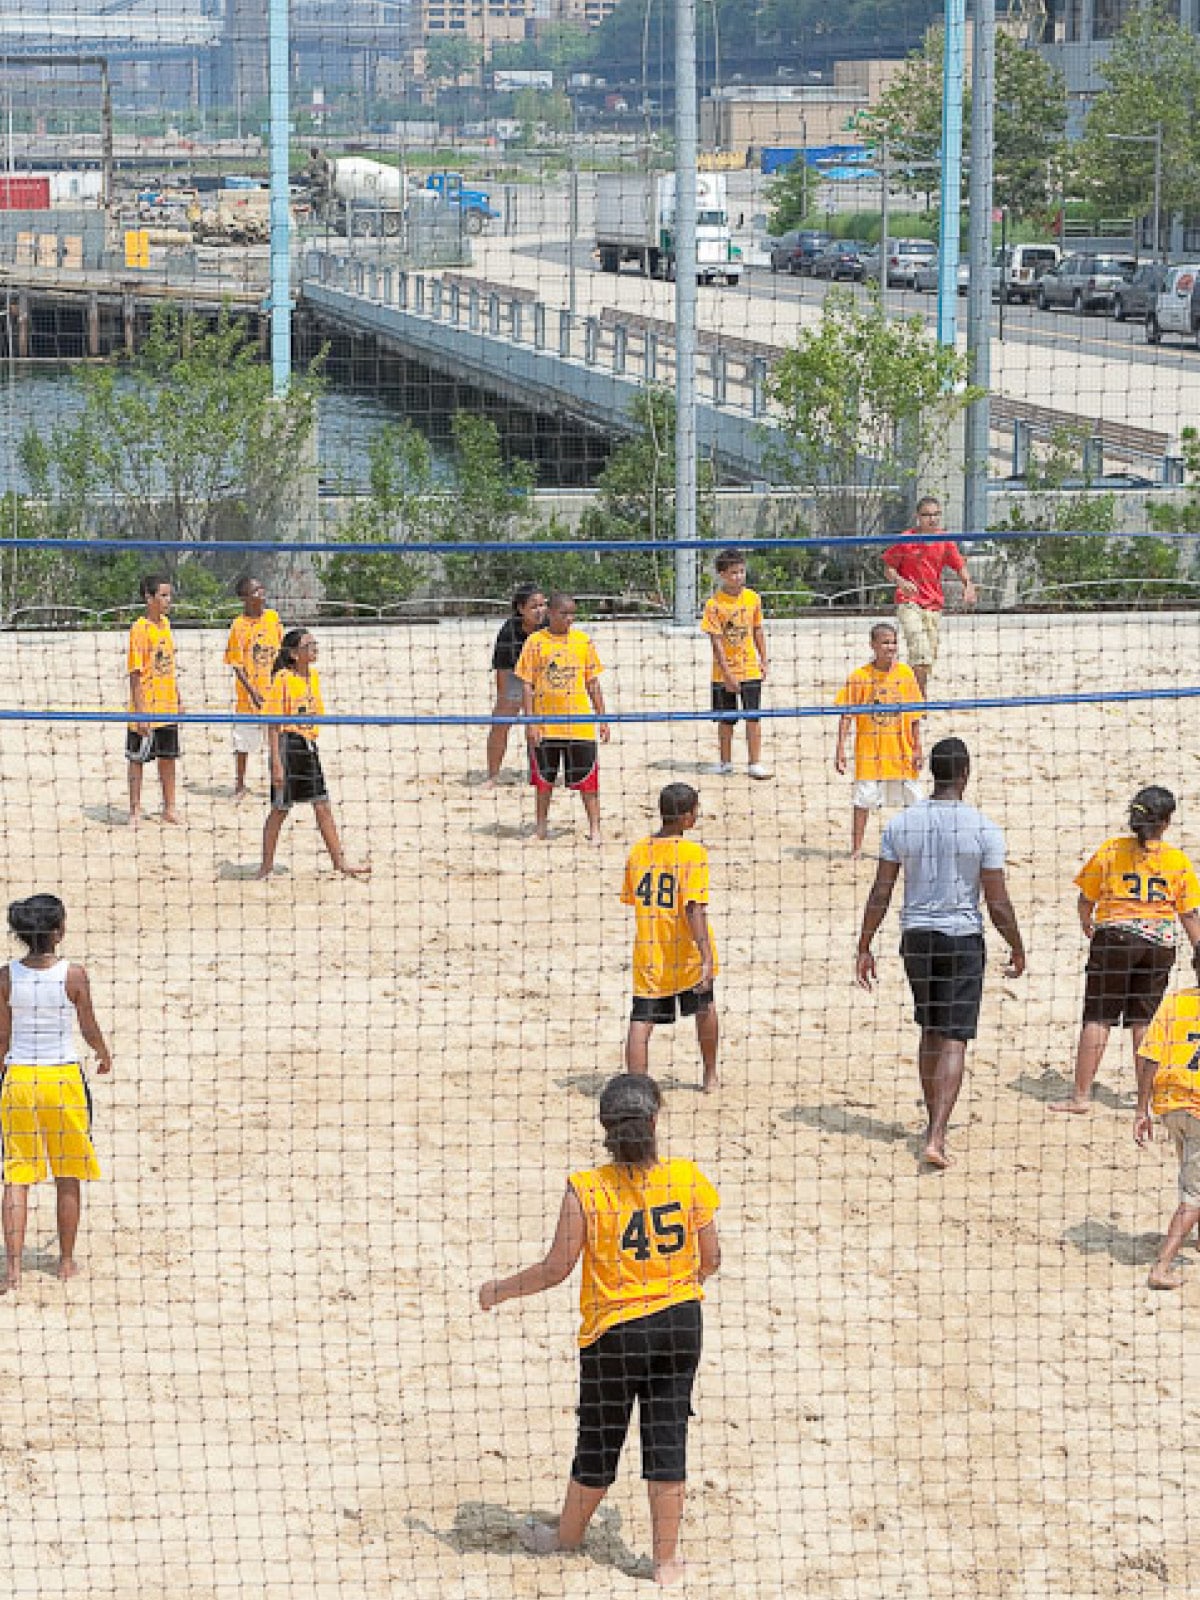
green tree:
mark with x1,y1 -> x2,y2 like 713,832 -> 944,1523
512,87 -> 573,144
322,422 -> 438,613
1074,4 -> 1200,233
18,308 -> 320,553
860,29 -> 1066,218
439,413 -> 540,598
766,288 -> 976,548
424,35 -> 482,88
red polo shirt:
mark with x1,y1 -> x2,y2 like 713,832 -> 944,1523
883,538 -> 967,611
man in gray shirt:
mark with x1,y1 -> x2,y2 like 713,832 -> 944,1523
855,737 -> 1025,1168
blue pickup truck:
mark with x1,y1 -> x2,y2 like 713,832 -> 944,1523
420,171 -> 498,235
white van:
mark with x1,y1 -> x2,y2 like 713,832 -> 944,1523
1145,264 -> 1200,346
990,243 -> 1061,303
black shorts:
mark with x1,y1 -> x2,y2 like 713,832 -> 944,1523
530,739 -> 599,793
900,929 -> 986,1042
1082,925 -> 1176,1027
271,732 -> 329,810
711,679 -> 762,723
125,725 -> 180,763
630,985 -> 715,1026
572,1300 -> 703,1489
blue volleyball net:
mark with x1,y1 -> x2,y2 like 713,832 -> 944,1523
0,530 -> 1193,1597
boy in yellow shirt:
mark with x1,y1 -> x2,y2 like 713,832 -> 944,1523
516,593 -> 609,845
1135,945 -> 1200,1288
834,623 -> 924,858
126,573 -> 182,828
224,574 -> 283,801
621,783 -> 719,1091
701,548 -> 771,780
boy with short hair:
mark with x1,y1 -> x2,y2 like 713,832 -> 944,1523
126,573 -> 182,828
621,783 -> 719,1092
835,622 -> 924,859
882,495 -> 977,694
515,593 -> 609,845
1135,947 -> 1200,1290
224,574 -> 284,801
702,548 -> 771,780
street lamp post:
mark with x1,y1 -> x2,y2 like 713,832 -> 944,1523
1104,124 -> 1164,259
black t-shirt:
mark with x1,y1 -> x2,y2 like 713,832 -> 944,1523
492,616 -> 533,672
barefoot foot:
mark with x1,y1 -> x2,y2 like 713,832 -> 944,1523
335,861 -> 371,879
161,810 -> 183,826
655,1557 -> 688,1587
517,1519 -> 561,1556
921,1144 -> 954,1169
1148,1264 -> 1185,1290
57,1259 -> 81,1282
1048,1098 -> 1091,1115
702,1074 -> 719,1094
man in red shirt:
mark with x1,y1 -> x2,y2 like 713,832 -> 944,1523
882,495 -> 978,693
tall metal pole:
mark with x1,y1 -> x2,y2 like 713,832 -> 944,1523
1152,121 -> 1163,260
673,0 -> 699,626
268,0 -> 291,398
100,60 -> 113,212
963,0 -> 994,538
935,0 -> 967,347
880,134 -> 889,291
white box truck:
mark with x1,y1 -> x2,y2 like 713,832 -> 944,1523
595,172 -> 740,285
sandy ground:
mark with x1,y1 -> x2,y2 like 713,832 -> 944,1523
0,610 -> 1198,1599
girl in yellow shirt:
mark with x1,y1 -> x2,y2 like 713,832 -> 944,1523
1052,787 -> 1200,1113
255,630 -> 370,880
478,1075 -> 720,1586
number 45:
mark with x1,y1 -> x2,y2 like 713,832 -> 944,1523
620,1202 -> 685,1260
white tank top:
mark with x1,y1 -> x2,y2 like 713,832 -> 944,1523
7,959 -> 77,1065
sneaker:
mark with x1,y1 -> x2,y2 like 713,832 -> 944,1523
747,763 -> 773,781
703,762 -> 734,776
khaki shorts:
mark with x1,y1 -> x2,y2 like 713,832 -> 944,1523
1163,1110 -> 1200,1206
898,602 -> 941,668
852,778 -> 924,812
231,721 -> 266,757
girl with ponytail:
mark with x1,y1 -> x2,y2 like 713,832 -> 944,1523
478,1073 -> 720,1585
1053,787 -> 1200,1113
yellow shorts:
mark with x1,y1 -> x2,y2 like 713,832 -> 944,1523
0,1063 -> 101,1184
897,602 -> 941,669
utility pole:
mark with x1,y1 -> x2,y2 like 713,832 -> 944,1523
963,0 -> 995,540
880,135 -> 889,288
268,0 -> 291,398
673,0 -> 699,626
936,0 -> 966,347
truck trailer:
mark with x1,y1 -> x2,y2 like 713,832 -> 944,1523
594,172 -> 740,285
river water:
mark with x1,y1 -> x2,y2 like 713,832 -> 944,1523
0,361 -> 442,497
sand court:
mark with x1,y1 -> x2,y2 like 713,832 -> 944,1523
0,610 -> 1196,1598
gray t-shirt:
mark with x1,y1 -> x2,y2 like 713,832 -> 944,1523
879,798 -> 1006,937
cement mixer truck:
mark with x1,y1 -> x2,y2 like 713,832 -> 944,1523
306,152 -> 497,238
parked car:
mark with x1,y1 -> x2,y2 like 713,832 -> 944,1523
912,255 -> 970,295
1145,263 -> 1200,346
1111,261 -> 1167,322
1036,253 -> 1136,313
990,242 -> 1060,303
863,236 -> 937,287
811,238 -> 867,280
769,228 -> 830,273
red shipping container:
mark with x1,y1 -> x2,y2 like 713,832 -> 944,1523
0,176 -> 51,211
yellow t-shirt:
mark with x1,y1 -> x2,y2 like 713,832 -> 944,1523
621,836 -> 718,998
1075,836 -> 1200,927
835,661 -> 923,780
569,1157 -> 720,1346
224,610 -> 284,712
702,587 -> 764,683
1141,989 -> 1200,1117
265,668 -> 324,740
126,616 -> 178,724
515,627 -> 603,740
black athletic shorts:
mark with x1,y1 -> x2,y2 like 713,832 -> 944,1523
1082,924 -> 1176,1027
572,1300 -> 703,1489
711,679 -> 762,723
271,732 -> 329,810
125,725 -> 180,763
630,985 -> 715,1026
530,739 -> 599,793
900,929 -> 986,1042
